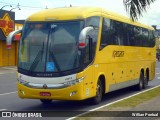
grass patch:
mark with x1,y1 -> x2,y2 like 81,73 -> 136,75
109,86 -> 160,108
77,86 -> 160,118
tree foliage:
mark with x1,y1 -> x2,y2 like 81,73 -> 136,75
123,0 -> 156,21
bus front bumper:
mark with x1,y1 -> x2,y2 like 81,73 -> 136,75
17,82 -> 84,100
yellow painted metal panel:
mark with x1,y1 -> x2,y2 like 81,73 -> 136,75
27,7 -> 102,21
18,82 -> 84,100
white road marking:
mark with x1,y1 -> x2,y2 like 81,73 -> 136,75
1,67 -> 17,70
0,109 -> 7,111
0,91 -> 17,96
67,85 -> 160,120
0,72 -> 16,75
157,77 -> 160,79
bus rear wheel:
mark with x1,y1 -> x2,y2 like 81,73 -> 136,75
91,80 -> 103,104
40,99 -> 52,104
135,72 -> 144,90
143,73 -> 149,89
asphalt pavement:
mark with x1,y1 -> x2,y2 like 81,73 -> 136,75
0,66 -> 17,74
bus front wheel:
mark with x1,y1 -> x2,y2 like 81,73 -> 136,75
91,80 -> 103,104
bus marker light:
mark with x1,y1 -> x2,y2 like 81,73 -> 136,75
6,45 -> 12,49
40,92 -> 51,96
19,90 -> 25,95
70,91 -> 77,96
79,43 -> 86,48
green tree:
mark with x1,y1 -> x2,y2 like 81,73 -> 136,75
123,0 -> 156,21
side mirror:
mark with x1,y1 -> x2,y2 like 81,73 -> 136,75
6,29 -> 22,49
78,26 -> 94,49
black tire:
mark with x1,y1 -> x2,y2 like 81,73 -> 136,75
91,80 -> 103,105
143,74 -> 148,89
135,72 -> 144,91
40,99 -> 52,104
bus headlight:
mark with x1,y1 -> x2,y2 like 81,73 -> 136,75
18,79 -> 28,85
64,76 -> 85,86
17,77 -> 28,85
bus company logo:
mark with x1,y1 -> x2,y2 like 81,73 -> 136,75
43,84 -> 48,89
113,50 -> 124,58
0,13 -> 14,37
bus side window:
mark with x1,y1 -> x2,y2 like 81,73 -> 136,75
122,23 -> 130,46
134,26 -> 141,46
142,28 -> 149,47
148,30 -> 155,47
128,25 -> 136,46
112,21 -> 125,45
100,18 -> 130,50
100,18 -> 111,49
85,16 -> 100,28
84,16 -> 100,64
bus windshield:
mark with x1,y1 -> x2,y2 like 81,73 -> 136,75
18,21 -> 84,74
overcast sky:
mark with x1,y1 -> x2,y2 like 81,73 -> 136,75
0,0 -> 160,27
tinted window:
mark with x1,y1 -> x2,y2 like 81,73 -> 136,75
100,18 -> 129,49
100,18 -> 111,48
123,24 -> 130,45
84,17 -> 100,65
113,21 -> 128,45
100,17 -> 155,49
134,27 -> 142,46
142,28 -> 149,47
128,25 -> 135,46
85,16 -> 100,27
149,31 -> 155,47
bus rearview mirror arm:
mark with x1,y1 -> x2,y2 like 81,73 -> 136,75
6,29 -> 22,49
79,26 -> 94,49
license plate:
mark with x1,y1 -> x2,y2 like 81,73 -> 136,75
40,92 -> 51,96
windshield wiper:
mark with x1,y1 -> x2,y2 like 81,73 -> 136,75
29,41 -> 44,71
49,43 -> 61,72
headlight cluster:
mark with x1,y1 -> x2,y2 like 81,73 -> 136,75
17,75 -> 85,89
64,76 -> 85,86
17,77 -> 28,85
18,79 -> 28,85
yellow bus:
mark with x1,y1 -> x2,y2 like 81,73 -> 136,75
7,7 -> 156,104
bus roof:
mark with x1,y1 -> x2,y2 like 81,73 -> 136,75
26,6 -> 154,30
27,7 -> 101,21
